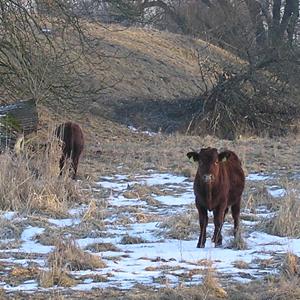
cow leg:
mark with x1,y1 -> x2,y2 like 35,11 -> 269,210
213,206 -> 225,247
59,153 -> 66,176
212,207 -> 228,242
212,209 -> 218,243
71,154 -> 79,179
196,201 -> 208,248
231,202 -> 241,238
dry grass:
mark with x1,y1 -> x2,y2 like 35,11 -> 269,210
226,228 -> 247,250
120,234 -> 149,244
7,266 -> 39,286
232,260 -> 250,269
85,23 -> 244,107
123,183 -> 166,200
35,229 -> 63,246
281,252 -> 299,278
0,218 -> 23,240
266,277 -> 300,300
0,240 -> 22,250
85,242 -> 121,252
82,198 -> 108,222
0,129 -> 83,217
228,276 -> 300,300
48,239 -> 107,271
203,267 -> 228,298
259,183 -> 300,238
40,239 -> 106,287
35,222 -> 107,248
159,210 -> 198,240
92,130 -> 300,181
39,266 -> 77,288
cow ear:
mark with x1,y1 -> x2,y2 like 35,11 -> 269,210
218,151 -> 230,163
187,152 -> 199,162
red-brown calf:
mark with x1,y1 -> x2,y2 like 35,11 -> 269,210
55,122 -> 84,179
187,148 -> 245,248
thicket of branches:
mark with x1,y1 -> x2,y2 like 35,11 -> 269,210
186,70 -> 298,138
0,0 -> 107,105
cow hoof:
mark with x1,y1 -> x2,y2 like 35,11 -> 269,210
215,242 -> 222,248
197,244 -> 205,248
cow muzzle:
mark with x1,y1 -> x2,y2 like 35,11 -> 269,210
202,174 -> 214,183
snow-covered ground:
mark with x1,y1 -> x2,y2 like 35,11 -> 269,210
0,171 -> 299,293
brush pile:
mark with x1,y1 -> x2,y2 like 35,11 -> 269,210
188,70 -> 299,139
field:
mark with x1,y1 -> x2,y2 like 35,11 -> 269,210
0,25 -> 300,299
0,129 -> 300,299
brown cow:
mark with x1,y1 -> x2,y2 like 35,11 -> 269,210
55,122 -> 84,179
187,148 -> 245,248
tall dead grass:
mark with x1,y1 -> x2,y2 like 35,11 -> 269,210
40,239 -> 106,288
259,183 -> 300,238
49,239 -> 106,271
203,267 -> 228,298
0,128 -> 82,217
281,252 -> 299,278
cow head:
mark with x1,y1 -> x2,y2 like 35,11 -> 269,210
187,147 -> 230,183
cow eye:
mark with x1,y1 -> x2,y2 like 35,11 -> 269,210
214,161 -> 218,165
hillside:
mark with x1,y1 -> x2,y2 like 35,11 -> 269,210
40,24 -> 245,136
39,23 -> 299,141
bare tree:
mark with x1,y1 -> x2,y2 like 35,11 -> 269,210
102,1 -> 299,55
0,0 -> 106,104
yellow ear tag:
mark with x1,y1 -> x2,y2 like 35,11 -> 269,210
222,157 -> 227,162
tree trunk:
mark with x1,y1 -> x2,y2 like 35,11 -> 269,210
140,0 -> 187,32
244,0 -> 267,48
286,0 -> 299,46
271,0 -> 282,45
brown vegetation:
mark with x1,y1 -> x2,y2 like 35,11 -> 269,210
0,134 -> 82,217
39,239 -> 107,288
259,183 -> 300,238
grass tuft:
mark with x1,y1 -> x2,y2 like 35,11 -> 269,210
232,260 -> 250,269
7,266 -> 39,286
48,239 -> 107,271
39,269 -> 77,288
159,210 -> 198,240
120,234 -> 148,244
281,252 -> 299,278
203,267 -> 228,298
85,242 -> 121,252
259,184 -> 300,238
226,228 -> 248,250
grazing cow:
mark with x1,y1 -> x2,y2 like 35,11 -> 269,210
55,122 -> 84,179
187,148 -> 245,248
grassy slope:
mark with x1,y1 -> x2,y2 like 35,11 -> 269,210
39,23 -> 245,136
